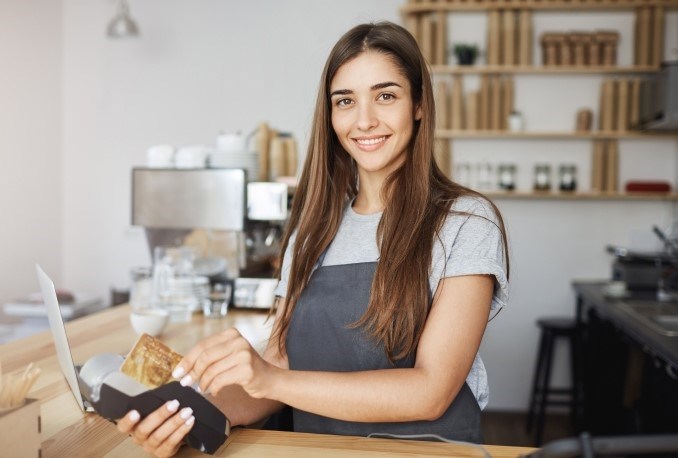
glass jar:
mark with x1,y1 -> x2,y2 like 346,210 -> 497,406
533,164 -> 552,191
476,162 -> 494,191
508,111 -> 525,132
498,163 -> 517,191
559,164 -> 578,192
152,246 -> 197,323
129,266 -> 153,312
454,162 -> 472,188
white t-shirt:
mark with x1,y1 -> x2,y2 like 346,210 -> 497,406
275,195 -> 509,409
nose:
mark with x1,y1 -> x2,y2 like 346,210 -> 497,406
356,103 -> 378,131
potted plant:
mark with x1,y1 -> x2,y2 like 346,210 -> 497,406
452,43 -> 479,66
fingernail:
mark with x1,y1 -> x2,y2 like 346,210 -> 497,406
180,407 -> 193,420
167,399 -> 180,412
180,374 -> 192,387
129,410 -> 140,422
194,384 -> 202,393
185,416 -> 195,426
172,366 -> 185,379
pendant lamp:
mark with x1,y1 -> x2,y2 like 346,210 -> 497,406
107,0 -> 139,39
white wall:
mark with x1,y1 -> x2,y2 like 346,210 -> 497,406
3,0 -> 676,410
61,0 -> 403,297
0,0 -> 62,305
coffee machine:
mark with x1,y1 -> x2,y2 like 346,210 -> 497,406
131,167 -> 289,309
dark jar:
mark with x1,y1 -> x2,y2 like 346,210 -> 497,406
498,164 -> 517,191
533,164 -> 552,191
559,164 -> 577,192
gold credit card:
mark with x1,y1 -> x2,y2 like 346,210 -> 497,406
120,333 -> 183,389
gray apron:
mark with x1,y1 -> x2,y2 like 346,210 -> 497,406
286,259 -> 483,443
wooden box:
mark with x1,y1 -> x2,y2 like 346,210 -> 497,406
0,398 -> 41,457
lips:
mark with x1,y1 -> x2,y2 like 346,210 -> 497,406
355,136 -> 387,145
353,135 -> 390,151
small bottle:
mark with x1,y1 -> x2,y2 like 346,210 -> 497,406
476,162 -> 494,191
559,164 -> 577,192
534,164 -> 552,191
498,164 -> 517,191
508,111 -> 524,132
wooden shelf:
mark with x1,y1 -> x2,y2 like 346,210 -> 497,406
436,130 -> 678,139
484,191 -> 678,200
402,0 -> 678,13
431,65 -> 661,75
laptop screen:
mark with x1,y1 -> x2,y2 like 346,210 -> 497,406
36,264 -> 87,411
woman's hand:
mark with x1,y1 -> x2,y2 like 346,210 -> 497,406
172,328 -> 276,399
117,400 -> 195,458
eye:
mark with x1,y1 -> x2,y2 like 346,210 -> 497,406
377,93 -> 396,102
335,98 -> 353,108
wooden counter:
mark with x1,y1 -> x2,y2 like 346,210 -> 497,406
0,305 -> 534,457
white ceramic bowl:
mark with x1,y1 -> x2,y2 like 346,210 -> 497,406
130,309 -> 170,336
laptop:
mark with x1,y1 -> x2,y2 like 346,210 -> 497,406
36,264 -> 94,412
36,265 -> 230,453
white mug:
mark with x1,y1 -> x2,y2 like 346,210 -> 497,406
216,132 -> 247,152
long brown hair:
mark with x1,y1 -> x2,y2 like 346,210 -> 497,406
272,22 -> 509,362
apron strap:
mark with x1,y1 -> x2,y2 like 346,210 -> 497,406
317,249 -> 328,268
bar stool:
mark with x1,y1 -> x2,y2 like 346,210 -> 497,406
526,317 -> 580,446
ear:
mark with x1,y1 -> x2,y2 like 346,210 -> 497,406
414,104 -> 423,121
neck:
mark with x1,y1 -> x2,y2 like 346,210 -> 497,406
353,173 -> 386,214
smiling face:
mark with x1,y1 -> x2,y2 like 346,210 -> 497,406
330,51 -> 420,188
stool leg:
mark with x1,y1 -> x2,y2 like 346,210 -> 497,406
526,328 -> 548,433
570,328 -> 580,431
535,329 -> 555,446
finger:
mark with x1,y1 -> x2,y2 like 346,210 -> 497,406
117,410 -> 140,433
155,413 -> 196,458
178,331 -> 245,387
196,337 -> 254,390
199,354 -> 242,393
145,407 -> 194,451
132,399 -> 180,443
205,371 -> 238,397
172,328 -> 241,380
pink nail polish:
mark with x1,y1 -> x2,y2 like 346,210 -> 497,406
129,410 -> 140,422
172,366 -> 186,379
167,399 -> 180,412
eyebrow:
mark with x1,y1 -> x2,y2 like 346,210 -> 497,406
330,81 -> 402,98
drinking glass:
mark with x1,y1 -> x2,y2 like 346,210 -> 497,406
152,246 -> 197,322
204,283 -> 232,318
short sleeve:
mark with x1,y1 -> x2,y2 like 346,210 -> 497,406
273,231 -> 296,298
442,198 -> 509,313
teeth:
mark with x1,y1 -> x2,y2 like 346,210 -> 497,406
356,136 -> 386,145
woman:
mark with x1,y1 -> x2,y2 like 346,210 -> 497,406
117,21 -> 509,456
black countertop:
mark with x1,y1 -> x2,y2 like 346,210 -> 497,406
573,281 -> 678,368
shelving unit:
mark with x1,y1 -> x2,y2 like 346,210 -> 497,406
403,0 -> 678,200
485,191 -> 678,200
430,64 -> 661,74
402,0 -> 678,13
437,130 -> 678,139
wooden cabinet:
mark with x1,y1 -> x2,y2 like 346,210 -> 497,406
401,0 -> 678,201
